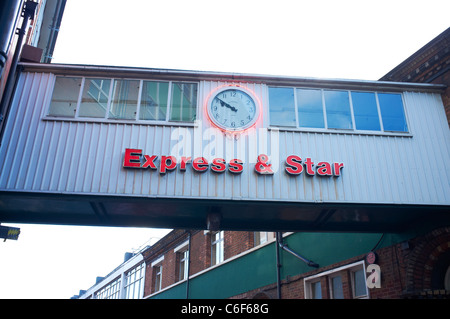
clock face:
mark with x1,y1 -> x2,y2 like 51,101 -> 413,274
207,87 -> 259,132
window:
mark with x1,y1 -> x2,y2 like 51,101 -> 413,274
268,87 -> 296,127
269,87 -> 408,133
310,280 -> 322,299
154,265 -> 162,292
79,78 -> 111,118
378,93 -> 408,132
109,79 -> 140,120
254,232 -> 275,246
352,268 -> 368,298
174,240 -> 189,282
170,83 -> 198,122
304,261 -> 368,299
324,90 -> 352,130
48,76 -> 81,117
211,231 -> 224,266
123,263 -> 145,299
48,76 -> 198,123
179,249 -> 189,281
140,81 -> 169,120
330,275 -> 344,299
297,89 -> 324,128
351,91 -> 381,131
94,277 -> 121,299
151,255 -> 164,293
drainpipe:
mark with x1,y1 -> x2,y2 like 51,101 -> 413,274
0,0 -> 38,140
279,240 -> 319,268
275,232 -> 282,299
275,232 -> 319,299
0,0 -> 22,79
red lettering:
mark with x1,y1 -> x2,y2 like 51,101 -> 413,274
305,158 -> 315,175
211,158 -> 226,173
228,159 -> 243,174
317,162 -> 332,176
142,155 -> 158,169
123,148 -> 142,168
192,157 -> 209,172
254,154 -> 273,175
333,162 -> 344,176
180,157 -> 192,171
285,155 -> 303,175
160,156 -> 177,174
123,149 -> 344,177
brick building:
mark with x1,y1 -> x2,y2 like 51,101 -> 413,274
138,226 -> 449,299
380,27 -> 449,125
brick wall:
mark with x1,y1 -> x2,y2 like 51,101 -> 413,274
231,227 -> 450,299
143,230 -> 256,297
225,231 -> 254,259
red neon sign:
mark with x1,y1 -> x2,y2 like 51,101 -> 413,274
123,149 -> 344,177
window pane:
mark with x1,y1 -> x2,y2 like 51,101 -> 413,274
378,93 -> 408,132
140,81 -> 169,120
79,78 -> 111,118
211,231 -> 224,266
353,268 -> 367,297
254,232 -> 268,246
155,266 -> 162,291
48,77 -> 81,117
351,92 -> 381,131
297,89 -> 324,128
179,250 -> 188,281
331,276 -> 344,299
170,83 -> 197,122
109,79 -> 139,120
312,281 -> 322,299
324,90 -> 353,129
269,87 -> 296,127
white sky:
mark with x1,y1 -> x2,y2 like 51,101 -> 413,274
0,0 -> 449,299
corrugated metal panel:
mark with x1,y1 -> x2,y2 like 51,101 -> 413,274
0,72 -> 449,207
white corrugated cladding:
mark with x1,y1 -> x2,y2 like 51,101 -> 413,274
0,70 -> 449,207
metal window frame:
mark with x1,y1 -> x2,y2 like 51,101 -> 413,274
268,85 -> 411,136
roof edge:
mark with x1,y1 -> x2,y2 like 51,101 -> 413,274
19,62 -> 447,93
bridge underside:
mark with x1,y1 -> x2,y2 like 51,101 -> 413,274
1,191 -> 449,232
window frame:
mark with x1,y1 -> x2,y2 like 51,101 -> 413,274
329,273 -> 344,299
268,86 -> 411,136
211,231 -> 224,266
254,232 -> 275,247
304,261 -> 369,299
153,264 -> 163,293
151,255 -> 164,293
45,75 -> 199,126
174,240 -> 190,282
308,279 -> 323,299
94,276 -> 121,299
123,262 -> 145,299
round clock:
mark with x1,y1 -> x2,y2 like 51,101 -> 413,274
207,86 -> 259,132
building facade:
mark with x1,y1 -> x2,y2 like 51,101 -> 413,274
0,25 -> 448,299
72,250 -> 147,299
0,0 -> 66,146
74,28 -> 450,300
77,226 -> 450,299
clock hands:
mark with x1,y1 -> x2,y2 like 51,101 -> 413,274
216,98 -> 238,112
